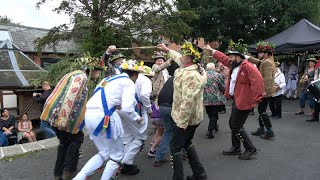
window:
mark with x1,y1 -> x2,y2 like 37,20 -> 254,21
0,30 -> 12,41
41,58 -> 59,68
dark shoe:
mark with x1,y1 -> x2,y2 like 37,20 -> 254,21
260,131 -> 275,140
148,149 -> 156,158
171,152 -> 184,180
121,164 -> 140,175
62,171 -> 76,180
222,147 -> 242,155
238,148 -> 257,160
249,111 -> 255,116
186,173 -> 208,180
206,131 -> 214,139
214,124 -> 219,132
306,119 -> 319,122
185,145 -> 206,180
219,110 -> 226,114
153,159 -> 169,167
251,128 -> 265,136
295,111 -> 304,115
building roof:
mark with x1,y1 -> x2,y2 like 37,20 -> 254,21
0,24 -> 75,54
0,39 -> 46,89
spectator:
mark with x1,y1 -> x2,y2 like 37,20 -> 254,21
17,113 -> 36,142
0,108 -> 16,146
286,60 -> 299,99
203,63 -> 226,139
269,62 -> 286,118
295,58 -> 316,116
33,81 -> 56,139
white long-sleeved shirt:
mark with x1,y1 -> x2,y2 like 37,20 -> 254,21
288,64 -> 298,80
135,73 -> 152,113
274,68 -> 286,97
229,66 -> 240,96
86,73 -> 140,121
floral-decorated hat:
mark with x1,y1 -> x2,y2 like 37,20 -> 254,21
143,65 -> 155,77
181,41 -> 202,63
152,52 -> 166,61
109,52 -> 125,62
120,59 -> 144,72
227,39 -> 248,59
77,52 -> 106,71
256,41 -> 275,53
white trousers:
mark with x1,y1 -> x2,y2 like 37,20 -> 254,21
74,112 -> 124,180
122,138 -> 143,165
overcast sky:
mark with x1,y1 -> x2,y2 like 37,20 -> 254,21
0,0 -> 70,29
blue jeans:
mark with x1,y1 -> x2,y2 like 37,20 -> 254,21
300,91 -> 315,109
155,106 -> 174,161
0,131 -> 9,147
41,121 -> 56,139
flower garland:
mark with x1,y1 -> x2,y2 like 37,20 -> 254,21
228,39 -> 248,54
76,52 -> 107,71
256,41 -> 275,52
181,41 -> 201,63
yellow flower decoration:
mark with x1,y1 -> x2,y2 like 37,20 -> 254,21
133,64 -> 139,70
181,41 -> 201,63
122,62 -> 129,69
140,61 -> 144,67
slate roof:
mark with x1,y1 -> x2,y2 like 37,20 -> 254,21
0,24 -> 75,54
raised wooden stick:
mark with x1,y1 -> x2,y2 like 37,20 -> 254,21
117,46 -> 157,50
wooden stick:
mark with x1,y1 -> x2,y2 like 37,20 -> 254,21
117,46 -> 157,50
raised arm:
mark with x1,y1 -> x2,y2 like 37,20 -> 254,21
152,59 -> 173,73
157,44 -> 183,67
203,45 -> 230,67
248,56 -> 261,66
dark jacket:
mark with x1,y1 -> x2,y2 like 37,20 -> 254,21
158,77 -> 174,107
34,89 -> 53,111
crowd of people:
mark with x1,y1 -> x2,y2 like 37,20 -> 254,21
3,39 -> 320,180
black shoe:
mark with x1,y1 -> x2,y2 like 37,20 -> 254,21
251,128 -> 265,136
306,119 -> 319,122
260,131 -> 275,140
214,124 -> 219,132
121,164 -> 140,175
186,173 -> 207,180
238,148 -> 257,160
206,131 -> 214,139
222,147 -> 242,155
249,111 -> 255,116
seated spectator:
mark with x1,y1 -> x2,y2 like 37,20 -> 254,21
17,113 -> 37,143
0,108 -> 16,146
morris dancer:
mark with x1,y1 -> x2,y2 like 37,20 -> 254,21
248,41 -> 276,139
204,40 -> 264,160
74,61 -> 144,180
41,62 -> 103,180
157,42 -> 207,180
102,45 -> 125,76
118,61 -> 153,175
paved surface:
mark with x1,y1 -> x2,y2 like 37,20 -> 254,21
1,99 -> 320,180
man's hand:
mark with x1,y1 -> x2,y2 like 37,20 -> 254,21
33,92 -> 37,97
203,45 -> 214,53
106,45 -> 117,54
157,44 -> 170,52
137,117 -> 145,125
263,91 -> 267,97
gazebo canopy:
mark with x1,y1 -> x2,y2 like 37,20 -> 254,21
0,39 -> 46,89
249,19 -> 320,53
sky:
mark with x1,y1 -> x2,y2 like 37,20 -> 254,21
0,0 -> 70,29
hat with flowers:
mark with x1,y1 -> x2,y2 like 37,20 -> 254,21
226,39 -> 248,59
181,41 -> 202,63
256,41 -> 275,53
77,52 -> 107,71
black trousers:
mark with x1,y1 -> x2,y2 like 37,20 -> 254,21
269,95 -> 282,117
205,105 -> 223,131
170,124 -> 199,154
313,102 -> 320,120
53,127 -> 84,176
258,97 -> 273,128
229,102 -> 254,149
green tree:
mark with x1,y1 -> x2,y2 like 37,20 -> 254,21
35,0 -> 196,57
0,15 -> 20,25
176,0 -> 320,49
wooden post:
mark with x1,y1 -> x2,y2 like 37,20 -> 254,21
17,92 -> 24,116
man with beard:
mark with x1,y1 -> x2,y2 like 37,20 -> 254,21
157,42 -> 207,180
248,41 -> 276,139
204,40 -> 264,160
